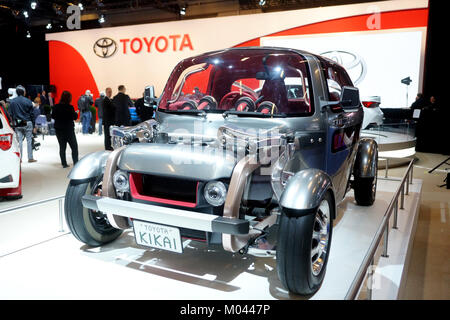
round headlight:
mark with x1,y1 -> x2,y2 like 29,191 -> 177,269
113,170 -> 129,192
204,181 -> 227,206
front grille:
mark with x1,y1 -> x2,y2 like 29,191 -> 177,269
130,173 -> 198,207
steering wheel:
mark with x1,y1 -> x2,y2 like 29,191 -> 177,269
219,91 -> 255,110
257,101 -> 278,115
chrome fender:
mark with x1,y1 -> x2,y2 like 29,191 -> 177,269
353,138 -> 378,178
67,151 -> 110,182
279,168 -> 335,218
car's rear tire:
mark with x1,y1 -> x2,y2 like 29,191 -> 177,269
276,191 -> 334,296
65,176 -> 123,247
353,176 -> 377,206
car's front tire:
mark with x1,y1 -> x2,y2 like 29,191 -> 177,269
276,191 -> 334,296
65,176 -> 123,247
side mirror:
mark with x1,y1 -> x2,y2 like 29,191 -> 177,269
340,86 -> 361,110
144,85 -> 156,107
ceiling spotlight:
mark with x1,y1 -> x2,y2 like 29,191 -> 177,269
180,7 -> 186,15
23,10 -> 29,18
26,31 -> 31,38
30,1 -> 37,10
98,14 -> 105,23
46,23 -> 52,30
259,0 -> 266,6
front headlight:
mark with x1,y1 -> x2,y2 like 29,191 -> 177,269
204,181 -> 227,206
113,170 -> 130,193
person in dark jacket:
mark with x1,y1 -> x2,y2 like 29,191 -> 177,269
8,85 -> 37,162
135,91 -> 154,121
113,85 -> 133,126
102,87 -> 115,150
95,91 -> 105,135
78,89 -> 94,134
51,91 -> 79,168
410,93 -> 426,110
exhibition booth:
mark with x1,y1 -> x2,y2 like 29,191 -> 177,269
1,0 -> 435,301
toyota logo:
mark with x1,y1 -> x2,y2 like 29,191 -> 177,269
320,50 -> 367,85
93,37 -> 117,58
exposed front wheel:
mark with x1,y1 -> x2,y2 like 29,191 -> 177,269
276,192 -> 334,295
65,176 -> 123,247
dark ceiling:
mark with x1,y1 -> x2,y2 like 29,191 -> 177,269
0,0 -> 381,33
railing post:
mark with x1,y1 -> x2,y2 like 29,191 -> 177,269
410,164 -> 414,184
382,220 -> 389,258
58,198 -> 64,232
367,258 -> 374,300
406,173 -> 410,195
393,199 -> 398,229
385,158 -> 389,178
400,182 -> 405,210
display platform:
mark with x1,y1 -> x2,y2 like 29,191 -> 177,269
0,178 -> 422,300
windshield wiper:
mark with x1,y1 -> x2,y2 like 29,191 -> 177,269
160,109 -> 206,117
223,110 -> 287,118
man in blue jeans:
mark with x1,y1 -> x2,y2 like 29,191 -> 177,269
8,85 -> 37,162
78,90 -> 93,134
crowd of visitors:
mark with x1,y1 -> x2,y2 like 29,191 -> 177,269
1,84 -> 155,168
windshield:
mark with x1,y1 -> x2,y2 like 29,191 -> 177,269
159,49 -> 314,116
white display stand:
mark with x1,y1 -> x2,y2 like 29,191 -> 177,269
0,178 -> 422,300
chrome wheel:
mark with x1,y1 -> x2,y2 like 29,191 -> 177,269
311,199 -> 331,276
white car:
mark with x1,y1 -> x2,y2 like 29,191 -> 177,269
0,105 -> 22,199
361,96 -> 384,129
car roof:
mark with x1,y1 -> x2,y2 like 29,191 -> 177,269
181,46 -> 318,63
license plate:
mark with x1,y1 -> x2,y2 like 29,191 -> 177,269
133,220 -> 183,253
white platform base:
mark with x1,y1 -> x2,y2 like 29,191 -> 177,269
0,178 -> 422,300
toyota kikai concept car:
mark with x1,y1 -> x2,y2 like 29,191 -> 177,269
65,47 -> 378,295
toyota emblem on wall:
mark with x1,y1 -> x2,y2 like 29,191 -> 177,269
320,50 -> 367,85
93,37 -> 117,58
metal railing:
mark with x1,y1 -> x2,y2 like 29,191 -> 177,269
0,195 -> 66,233
345,159 -> 415,300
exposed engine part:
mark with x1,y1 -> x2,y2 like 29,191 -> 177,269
110,119 -> 159,149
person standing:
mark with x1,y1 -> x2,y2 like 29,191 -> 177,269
78,89 -> 94,134
135,91 -> 153,121
40,90 -> 49,106
410,93 -> 426,110
102,87 -> 115,150
113,85 -> 133,126
48,92 -> 54,107
8,85 -> 37,162
95,91 -> 105,135
51,91 -> 79,168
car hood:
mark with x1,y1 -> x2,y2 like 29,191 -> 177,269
118,143 -> 238,180
118,112 -> 294,180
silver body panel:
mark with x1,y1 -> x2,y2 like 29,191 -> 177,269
68,151 -> 110,181
280,168 -> 333,213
